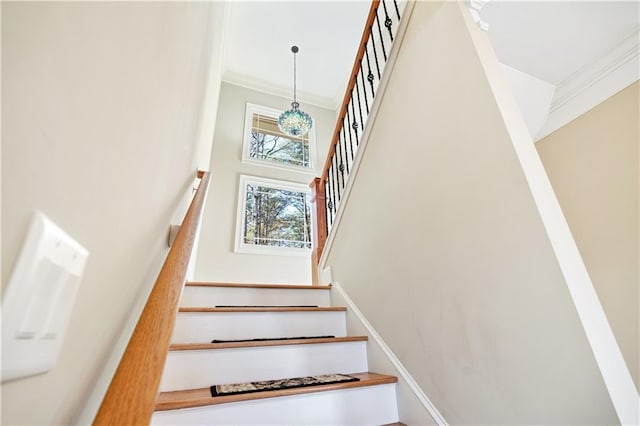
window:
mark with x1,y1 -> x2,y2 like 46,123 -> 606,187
235,175 -> 312,255
242,103 -> 316,172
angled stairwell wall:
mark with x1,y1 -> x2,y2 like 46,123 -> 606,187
322,2 -> 632,424
2,3 -> 225,424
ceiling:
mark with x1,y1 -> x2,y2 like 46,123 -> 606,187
482,1 -> 639,85
222,1 -> 371,109
222,1 -> 639,111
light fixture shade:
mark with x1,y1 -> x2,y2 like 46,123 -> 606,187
278,102 -> 313,137
279,45 -> 313,138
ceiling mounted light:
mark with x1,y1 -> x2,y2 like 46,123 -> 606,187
278,45 -> 313,138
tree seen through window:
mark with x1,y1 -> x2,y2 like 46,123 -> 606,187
243,183 -> 311,249
249,113 -> 310,168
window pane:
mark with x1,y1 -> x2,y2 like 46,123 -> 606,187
249,112 -> 310,168
243,184 -> 311,249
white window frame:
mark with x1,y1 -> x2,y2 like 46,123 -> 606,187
242,103 -> 317,174
235,174 -> 313,256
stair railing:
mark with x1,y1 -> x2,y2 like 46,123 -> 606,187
93,170 -> 211,425
310,0 -> 406,278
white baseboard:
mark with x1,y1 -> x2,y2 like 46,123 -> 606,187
331,281 -> 448,425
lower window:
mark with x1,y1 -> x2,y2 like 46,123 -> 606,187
235,175 -> 312,255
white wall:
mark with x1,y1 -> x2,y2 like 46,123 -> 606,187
537,81 -> 639,392
191,3 -> 228,173
323,2 -> 619,424
194,82 -> 335,284
1,2 -> 223,424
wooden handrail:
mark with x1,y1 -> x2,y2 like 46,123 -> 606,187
310,0 -> 407,273
309,177 -> 328,284
311,0 -> 383,280
321,0 -> 380,182
94,170 -> 211,426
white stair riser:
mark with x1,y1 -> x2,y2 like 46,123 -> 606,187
152,384 -> 399,425
171,311 -> 347,343
159,341 -> 368,392
180,287 -> 330,307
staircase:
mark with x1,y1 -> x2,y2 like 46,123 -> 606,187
150,282 -> 404,425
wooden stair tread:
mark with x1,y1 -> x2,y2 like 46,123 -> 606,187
179,306 -> 346,313
186,282 -> 331,290
155,372 -> 397,411
170,336 -> 368,351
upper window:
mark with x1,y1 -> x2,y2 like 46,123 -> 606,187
242,103 -> 316,172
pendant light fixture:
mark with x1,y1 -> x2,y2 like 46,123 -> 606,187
278,45 -> 313,137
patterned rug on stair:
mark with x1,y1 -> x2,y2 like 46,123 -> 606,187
211,335 -> 335,343
210,374 -> 359,397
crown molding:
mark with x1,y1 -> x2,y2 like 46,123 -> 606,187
468,0 -> 490,32
536,30 -> 639,140
222,70 -> 339,111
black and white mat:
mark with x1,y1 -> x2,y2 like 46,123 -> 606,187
211,335 -> 335,343
210,374 -> 359,397
215,305 -> 318,308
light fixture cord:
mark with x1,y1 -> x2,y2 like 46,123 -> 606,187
293,50 -> 297,104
